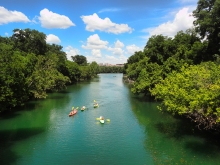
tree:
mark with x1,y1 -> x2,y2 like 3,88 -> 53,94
47,44 -> 68,75
66,61 -> 80,82
71,55 -> 87,65
150,62 -> 220,130
27,54 -> 70,98
89,61 -> 99,76
130,58 -> 163,95
144,35 -> 174,65
193,0 -> 220,59
11,28 -> 47,55
0,43 -> 30,111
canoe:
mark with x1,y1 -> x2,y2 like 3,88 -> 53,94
69,110 -> 77,117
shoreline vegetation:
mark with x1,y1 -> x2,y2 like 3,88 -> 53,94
0,28 -> 124,113
124,0 -> 220,132
1,0 -> 220,134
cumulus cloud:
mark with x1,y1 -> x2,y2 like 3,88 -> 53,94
106,54 -> 127,64
46,34 -> 61,44
65,46 -> 80,61
91,49 -> 102,58
38,8 -> 75,29
126,44 -> 142,55
0,6 -> 30,25
81,13 -> 133,34
82,34 -> 109,49
114,40 -> 124,48
108,40 -> 125,56
142,7 -> 195,39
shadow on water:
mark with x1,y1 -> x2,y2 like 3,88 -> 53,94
0,100 -> 43,120
0,111 -> 21,120
0,128 -> 44,165
131,93 -> 157,103
155,116 -> 220,157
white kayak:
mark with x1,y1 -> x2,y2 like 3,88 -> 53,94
99,116 -> 104,124
100,119 -> 105,124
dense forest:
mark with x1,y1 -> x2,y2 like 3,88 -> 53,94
0,28 -> 123,113
125,0 -> 220,131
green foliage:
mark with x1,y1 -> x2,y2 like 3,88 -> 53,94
27,55 -> 70,98
145,35 -> 175,65
66,61 -> 80,82
193,0 -> 220,58
11,28 -> 47,55
0,43 -> 30,111
150,62 -> 220,129
71,55 -> 87,65
127,51 -> 145,65
130,58 -> 163,95
99,65 -> 124,73
47,44 -> 67,74
0,28 -> 99,112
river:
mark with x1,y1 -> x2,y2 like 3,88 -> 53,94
0,73 -> 220,165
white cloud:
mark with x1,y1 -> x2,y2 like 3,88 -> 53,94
5,32 -> 8,36
106,54 -> 127,64
81,13 -> 133,34
114,40 -> 124,48
82,34 -> 108,49
91,49 -> 102,58
142,7 -> 195,39
0,6 -> 30,25
38,8 -> 75,29
108,47 -> 124,56
65,46 -> 80,61
126,44 -> 142,55
107,40 -> 125,56
46,34 -> 61,44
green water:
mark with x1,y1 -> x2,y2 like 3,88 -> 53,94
1,73 -> 220,165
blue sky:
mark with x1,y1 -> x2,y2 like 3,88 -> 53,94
0,0 -> 198,64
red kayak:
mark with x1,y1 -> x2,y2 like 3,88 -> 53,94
69,110 -> 77,117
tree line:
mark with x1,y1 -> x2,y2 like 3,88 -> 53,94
125,0 -> 220,131
0,28 -> 123,113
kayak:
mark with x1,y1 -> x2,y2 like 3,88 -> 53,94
81,106 -> 86,111
69,110 -> 77,117
99,116 -> 104,124
94,103 -> 99,108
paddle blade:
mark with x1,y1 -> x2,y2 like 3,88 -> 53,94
106,119 -> 110,122
96,118 -> 100,120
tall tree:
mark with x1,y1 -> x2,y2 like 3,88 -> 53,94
144,35 -> 174,65
11,28 -> 47,55
193,0 -> 220,59
71,55 -> 87,65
